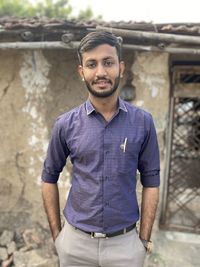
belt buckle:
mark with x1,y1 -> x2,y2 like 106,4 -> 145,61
91,232 -> 107,238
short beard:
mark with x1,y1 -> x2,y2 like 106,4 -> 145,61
84,76 -> 120,98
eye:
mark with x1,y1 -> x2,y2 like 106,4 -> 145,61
85,61 -> 96,69
104,59 -> 114,67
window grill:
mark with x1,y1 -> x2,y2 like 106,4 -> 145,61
161,66 -> 200,233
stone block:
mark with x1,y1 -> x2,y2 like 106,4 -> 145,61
0,230 -> 14,246
7,241 -> 17,255
0,247 -> 8,261
13,249 -> 59,267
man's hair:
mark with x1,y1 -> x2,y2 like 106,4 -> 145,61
77,31 -> 123,65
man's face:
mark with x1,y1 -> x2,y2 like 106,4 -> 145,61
78,44 -> 124,98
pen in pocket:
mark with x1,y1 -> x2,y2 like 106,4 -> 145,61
120,137 -> 127,153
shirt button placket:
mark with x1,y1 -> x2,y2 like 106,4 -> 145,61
103,127 -> 111,231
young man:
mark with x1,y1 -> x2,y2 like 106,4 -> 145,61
41,31 -> 160,267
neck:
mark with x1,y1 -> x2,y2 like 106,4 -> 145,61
89,92 -> 119,121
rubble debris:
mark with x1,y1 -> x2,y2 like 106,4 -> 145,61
0,225 -> 58,267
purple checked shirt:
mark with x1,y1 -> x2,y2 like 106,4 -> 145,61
42,98 -> 160,233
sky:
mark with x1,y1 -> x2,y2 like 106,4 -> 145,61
70,0 -> 200,23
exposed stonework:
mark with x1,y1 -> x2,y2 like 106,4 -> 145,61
0,231 -> 14,247
0,226 -> 59,267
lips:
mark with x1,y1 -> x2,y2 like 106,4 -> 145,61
92,79 -> 112,87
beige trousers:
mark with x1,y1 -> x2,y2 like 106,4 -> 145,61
55,220 -> 146,267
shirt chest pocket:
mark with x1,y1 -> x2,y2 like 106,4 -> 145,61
116,140 -> 142,174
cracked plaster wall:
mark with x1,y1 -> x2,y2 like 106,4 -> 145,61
0,49 -> 169,229
132,52 -> 170,230
132,52 -> 170,158
0,49 -> 87,229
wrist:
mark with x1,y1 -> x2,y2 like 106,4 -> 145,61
53,228 -> 61,241
140,238 -> 153,253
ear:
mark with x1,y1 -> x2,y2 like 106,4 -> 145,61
119,61 -> 125,78
78,65 -> 84,80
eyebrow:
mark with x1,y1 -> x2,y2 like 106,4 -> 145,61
85,56 -> 116,63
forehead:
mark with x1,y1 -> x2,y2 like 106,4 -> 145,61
81,44 -> 118,62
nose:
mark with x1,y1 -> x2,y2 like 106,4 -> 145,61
96,63 -> 107,77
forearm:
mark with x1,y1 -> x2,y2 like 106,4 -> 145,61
139,187 -> 159,241
42,181 -> 61,241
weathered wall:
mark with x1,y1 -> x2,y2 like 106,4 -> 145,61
132,51 -> 170,228
0,49 -> 87,230
0,49 -> 169,231
133,52 -> 169,155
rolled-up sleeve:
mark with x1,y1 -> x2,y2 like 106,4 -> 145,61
138,113 -> 160,187
41,117 -> 70,183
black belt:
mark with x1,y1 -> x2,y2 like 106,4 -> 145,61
77,223 -> 136,238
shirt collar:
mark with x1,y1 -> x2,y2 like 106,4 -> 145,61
118,97 -> 128,113
85,97 -> 128,116
85,99 -> 96,115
